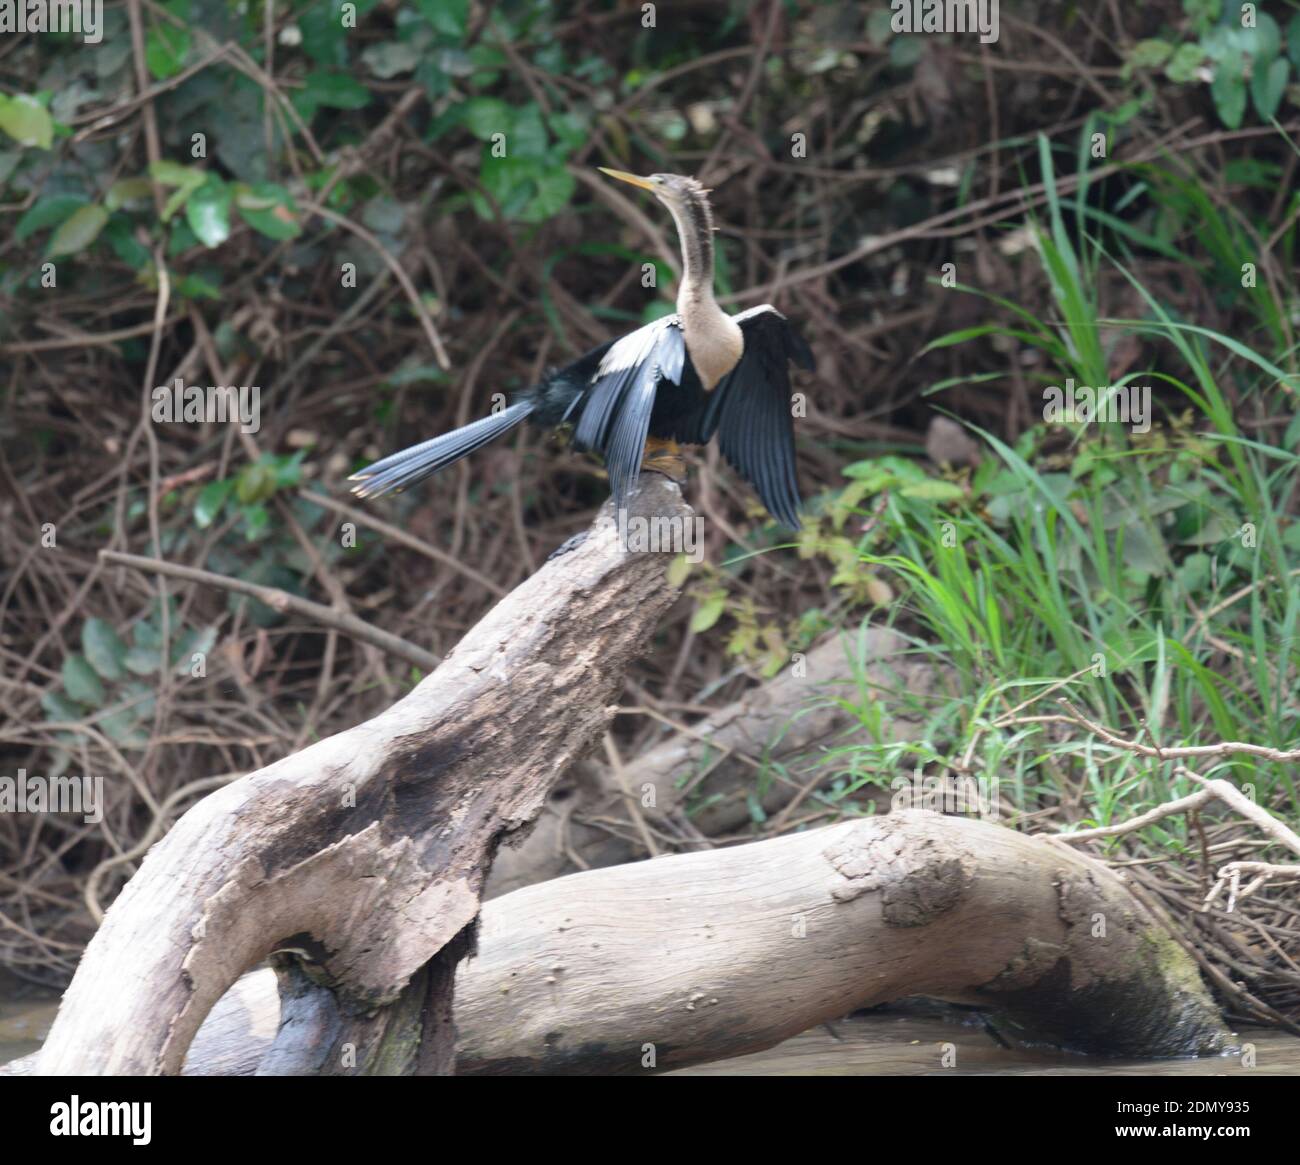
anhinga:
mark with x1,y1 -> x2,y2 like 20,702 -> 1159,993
350,168 -> 814,528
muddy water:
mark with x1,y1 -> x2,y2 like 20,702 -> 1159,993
0,992 -> 59,1067
4,993 -> 1297,1074
672,1013 -> 1300,1075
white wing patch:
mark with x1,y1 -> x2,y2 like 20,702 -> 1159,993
596,314 -> 682,380
731,303 -> 784,325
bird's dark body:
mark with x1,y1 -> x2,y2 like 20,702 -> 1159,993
517,342 -> 612,428
521,339 -> 705,439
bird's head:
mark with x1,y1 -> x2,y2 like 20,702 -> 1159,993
598,168 -> 711,212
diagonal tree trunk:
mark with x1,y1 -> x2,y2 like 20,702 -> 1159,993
32,477 -> 693,1075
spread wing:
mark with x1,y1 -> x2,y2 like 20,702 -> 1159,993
700,305 -> 814,529
572,314 -> 686,511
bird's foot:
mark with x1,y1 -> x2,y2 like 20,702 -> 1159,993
640,437 -> 687,484
547,530 -> 589,561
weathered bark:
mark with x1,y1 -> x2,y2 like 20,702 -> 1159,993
7,810 -> 1227,1075
31,477 -> 692,1075
486,630 -> 944,896
458,812 -> 1229,1071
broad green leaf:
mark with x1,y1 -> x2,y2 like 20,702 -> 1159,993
195,478 -> 234,527
235,182 -> 301,240
233,185 -> 278,210
507,104 -> 548,160
82,618 -> 127,680
296,70 -> 371,120
690,593 -> 726,634
1251,56 -> 1289,121
529,167 -> 575,218
1210,56 -> 1246,129
149,161 -> 206,221
1128,39 -> 1173,70
0,94 -> 54,149
41,690 -> 84,722
161,177 -> 203,222
270,450 -> 306,487
1164,43 -> 1205,84
106,176 -> 154,210
100,708 -> 149,748
300,1 -> 349,66
1245,12 -> 1282,63
242,502 -> 270,540
124,643 -> 161,675
145,24 -> 191,80
462,97 -> 511,140
176,273 -> 222,300
185,177 -> 232,247
149,160 -> 203,186
1183,0 -> 1220,36
104,218 -> 151,270
899,480 -> 966,502
47,204 -> 108,256
62,654 -> 105,706
237,462 -> 277,504
133,618 -> 161,650
417,0 -> 468,36
16,195 -> 86,241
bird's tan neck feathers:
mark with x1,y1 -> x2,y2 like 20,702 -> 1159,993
668,192 -> 742,390
679,291 -> 742,390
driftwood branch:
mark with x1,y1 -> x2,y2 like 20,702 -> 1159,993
487,630 -> 944,895
32,477 -> 692,1075
459,812 -> 1230,1070
6,810 -> 1228,1075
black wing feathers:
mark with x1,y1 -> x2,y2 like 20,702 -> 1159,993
706,308 -> 810,529
573,318 -> 685,511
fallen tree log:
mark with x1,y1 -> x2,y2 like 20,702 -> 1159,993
461,811 -> 1230,1070
486,630 -> 944,896
30,477 -> 692,1075
7,810 -> 1228,1074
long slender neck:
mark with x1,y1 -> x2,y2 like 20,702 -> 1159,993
667,189 -> 742,389
668,191 -> 716,308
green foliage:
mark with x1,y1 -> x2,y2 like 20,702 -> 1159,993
821,139 -> 1300,839
1123,3 -> 1297,127
0,1 -> 612,307
0,92 -> 54,149
194,452 -> 306,541
42,608 -> 217,760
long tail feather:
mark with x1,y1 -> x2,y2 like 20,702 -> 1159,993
349,400 -> 533,498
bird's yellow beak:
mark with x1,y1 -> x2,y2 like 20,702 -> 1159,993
598,167 -> 656,191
